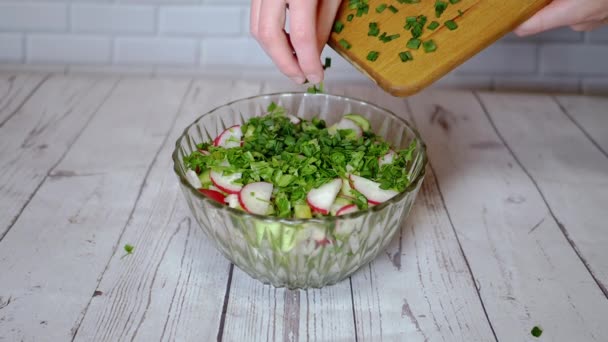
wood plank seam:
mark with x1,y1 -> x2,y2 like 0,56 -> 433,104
68,79 -> 196,341
473,91 -> 608,299
0,74 -> 50,129
216,263 -> 234,342
404,99 -> 500,342
552,96 -> 608,160
0,77 -> 121,242
348,277 -> 359,342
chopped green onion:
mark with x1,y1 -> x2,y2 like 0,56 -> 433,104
333,21 -> 344,34
406,38 -> 421,50
323,57 -> 331,69
458,9 -> 464,16
347,14 -> 354,22
388,5 -> 399,13
398,0 -> 421,3
445,20 -> 458,30
368,22 -> 380,36
124,244 -> 134,254
423,40 -> 437,53
367,51 -> 379,62
449,0 -> 460,3
399,51 -> 413,62
427,21 -> 440,30
376,4 -> 387,13
339,38 -> 352,50
435,0 -> 448,18
379,33 -> 400,42
531,326 -> 543,338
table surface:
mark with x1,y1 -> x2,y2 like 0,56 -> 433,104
0,73 -> 607,342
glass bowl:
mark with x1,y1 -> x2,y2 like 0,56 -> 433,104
172,93 -> 427,289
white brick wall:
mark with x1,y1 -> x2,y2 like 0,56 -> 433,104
0,1 -> 606,94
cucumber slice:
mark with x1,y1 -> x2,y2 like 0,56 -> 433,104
198,169 -> 212,187
294,203 -> 312,219
281,226 -> 297,252
344,114 -> 370,132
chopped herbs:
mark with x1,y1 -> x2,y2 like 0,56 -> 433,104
307,82 -> 324,94
399,51 -> 413,62
323,57 -> 332,69
406,38 -> 421,50
531,326 -> 543,338
445,20 -> 458,30
435,0 -> 448,18
367,51 -> 379,61
423,40 -> 437,53
333,0 -> 466,64
124,244 -> 134,254
379,33 -> 400,43
183,103 -> 417,218
339,38 -> 352,50
333,21 -> 345,34
368,22 -> 380,37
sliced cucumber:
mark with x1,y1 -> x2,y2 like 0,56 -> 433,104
344,114 -> 370,132
281,226 -> 297,252
294,203 -> 312,219
198,169 -> 212,187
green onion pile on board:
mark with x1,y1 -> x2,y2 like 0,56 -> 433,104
333,0 -> 464,63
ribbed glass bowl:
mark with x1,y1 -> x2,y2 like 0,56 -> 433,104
173,93 -> 427,289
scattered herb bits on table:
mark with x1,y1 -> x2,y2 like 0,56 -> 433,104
183,103 -> 417,219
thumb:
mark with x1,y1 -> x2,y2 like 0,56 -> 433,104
514,0 -> 579,36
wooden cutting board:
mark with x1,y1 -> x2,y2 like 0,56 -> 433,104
327,0 -> 550,97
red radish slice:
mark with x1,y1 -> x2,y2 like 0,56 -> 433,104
287,114 -> 301,124
349,174 -> 398,204
336,118 -> 363,138
213,125 -> 242,148
198,149 -> 210,155
238,182 -> 273,215
306,178 -> 342,215
185,169 -> 202,189
198,189 -> 225,204
379,150 -> 396,166
224,194 -> 240,208
210,169 -> 242,194
336,204 -> 358,216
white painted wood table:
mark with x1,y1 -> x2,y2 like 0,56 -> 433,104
0,72 -> 607,342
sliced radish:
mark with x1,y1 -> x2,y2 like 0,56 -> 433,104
210,163 -> 242,194
185,169 -> 202,189
239,182 -> 273,215
379,150 -> 396,167
335,118 -> 363,138
198,149 -> 210,155
198,189 -> 225,204
213,125 -> 242,148
287,114 -> 301,124
336,204 -> 358,216
306,178 -> 342,215
350,174 -> 399,204
224,194 -> 241,209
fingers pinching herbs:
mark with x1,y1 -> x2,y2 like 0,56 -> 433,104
256,0 -> 306,84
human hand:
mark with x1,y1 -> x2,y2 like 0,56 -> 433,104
250,0 -> 341,84
515,0 -> 608,36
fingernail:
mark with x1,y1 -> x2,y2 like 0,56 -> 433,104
307,74 -> 322,84
290,76 -> 306,84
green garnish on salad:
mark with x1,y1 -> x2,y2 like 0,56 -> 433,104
183,103 -> 417,219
